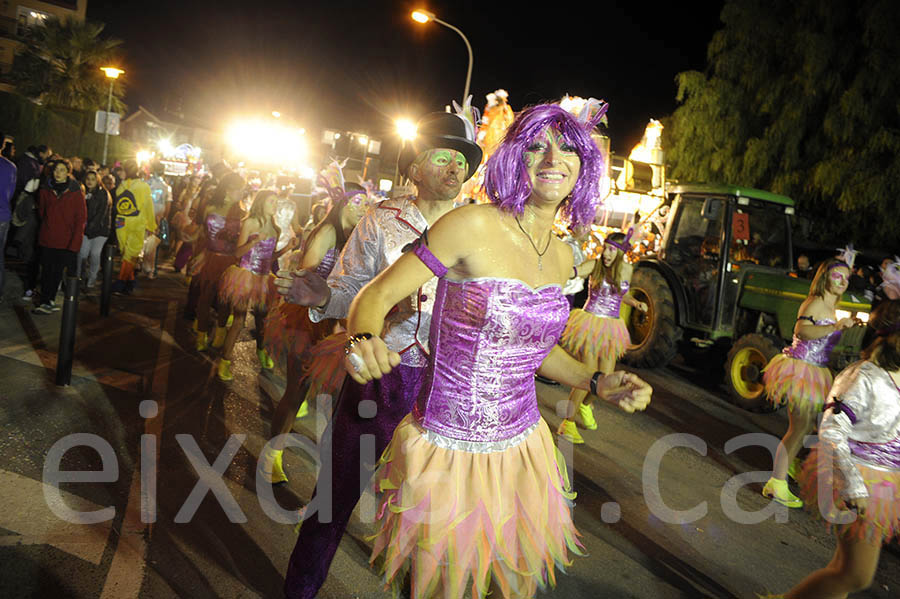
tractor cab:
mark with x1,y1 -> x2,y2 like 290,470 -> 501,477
657,184 -> 795,339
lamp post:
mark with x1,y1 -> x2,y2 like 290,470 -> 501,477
99,67 -> 124,165
411,9 -> 473,104
393,118 -> 417,185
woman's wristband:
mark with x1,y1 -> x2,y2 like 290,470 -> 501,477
344,332 -> 374,354
589,371 -> 603,396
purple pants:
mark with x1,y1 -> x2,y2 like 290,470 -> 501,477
284,364 -> 424,599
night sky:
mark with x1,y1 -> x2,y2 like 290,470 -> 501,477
87,0 -> 723,154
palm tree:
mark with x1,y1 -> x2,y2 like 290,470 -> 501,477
10,18 -> 125,111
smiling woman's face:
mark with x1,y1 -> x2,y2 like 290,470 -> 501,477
524,127 -> 581,206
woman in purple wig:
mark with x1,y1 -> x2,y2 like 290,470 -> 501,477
341,103 -> 653,598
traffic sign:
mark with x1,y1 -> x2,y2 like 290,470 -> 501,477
95,111 -> 121,135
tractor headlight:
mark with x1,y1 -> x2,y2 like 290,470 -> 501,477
835,309 -> 852,321
856,311 -> 870,324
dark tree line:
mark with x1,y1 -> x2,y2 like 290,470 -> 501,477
665,0 -> 900,249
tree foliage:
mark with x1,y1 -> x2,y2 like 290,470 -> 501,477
665,0 -> 900,248
9,18 -> 126,113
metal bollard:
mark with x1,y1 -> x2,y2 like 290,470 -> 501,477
100,242 -> 113,317
55,276 -> 79,386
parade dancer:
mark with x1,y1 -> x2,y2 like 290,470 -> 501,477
277,109 -> 483,599
193,173 -> 245,351
260,167 -> 372,483
761,251 -> 860,507
113,160 -> 156,295
767,300 -> 900,599
557,228 -> 648,443
215,190 -> 287,381
344,103 -> 652,599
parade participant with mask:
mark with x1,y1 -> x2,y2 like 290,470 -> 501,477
276,107 -> 483,599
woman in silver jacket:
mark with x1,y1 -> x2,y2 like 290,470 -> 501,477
778,299 -> 900,598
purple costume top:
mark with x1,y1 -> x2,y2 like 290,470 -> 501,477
205,213 -> 240,254
314,247 -> 337,278
583,278 -> 630,319
819,360 -> 900,499
782,318 -> 842,367
239,236 -> 276,275
412,242 -> 569,450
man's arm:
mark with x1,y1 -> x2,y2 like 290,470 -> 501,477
309,210 -> 383,322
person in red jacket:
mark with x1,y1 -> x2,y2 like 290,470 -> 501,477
34,159 -> 85,314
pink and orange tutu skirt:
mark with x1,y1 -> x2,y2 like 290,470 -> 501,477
559,308 -> 630,363
763,354 -> 833,411
263,300 -> 332,371
192,252 -> 237,296
799,446 -> 900,544
369,415 -> 583,599
218,265 -> 276,312
299,332 -> 347,406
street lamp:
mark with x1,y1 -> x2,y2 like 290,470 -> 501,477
410,9 -> 473,104
393,118 -> 418,184
99,67 -> 124,165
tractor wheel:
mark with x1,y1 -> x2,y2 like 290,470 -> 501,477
724,333 -> 780,412
624,267 -> 682,368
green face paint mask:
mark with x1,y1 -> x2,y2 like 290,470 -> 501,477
429,149 -> 467,172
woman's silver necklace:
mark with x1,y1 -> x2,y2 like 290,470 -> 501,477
515,215 -> 552,270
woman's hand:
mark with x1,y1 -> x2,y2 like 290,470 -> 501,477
344,336 -> 402,383
845,496 -> 868,517
836,317 -> 857,330
595,371 -> 652,413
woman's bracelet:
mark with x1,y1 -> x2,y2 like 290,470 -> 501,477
589,371 -> 603,396
344,332 -> 374,354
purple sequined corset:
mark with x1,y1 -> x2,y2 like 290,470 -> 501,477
583,279 -> 629,318
849,436 -> 900,470
205,213 -> 240,254
783,318 -> 842,366
314,247 -> 337,278
239,236 -> 276,275
414,278 -> 569,444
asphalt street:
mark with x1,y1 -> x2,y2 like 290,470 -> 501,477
1,265 -> 898,599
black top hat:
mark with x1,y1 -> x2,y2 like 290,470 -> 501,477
398,112 -> 483,182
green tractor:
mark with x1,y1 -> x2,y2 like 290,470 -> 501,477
624,184 -> 870,410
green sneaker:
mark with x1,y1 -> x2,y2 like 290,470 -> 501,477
578,402 -> 598,430
762,477 -> 802,508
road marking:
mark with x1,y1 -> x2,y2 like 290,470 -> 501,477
99,300 -> 176,599
0,469 -> 113,564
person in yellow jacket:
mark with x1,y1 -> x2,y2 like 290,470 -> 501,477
114,160 -> 156,293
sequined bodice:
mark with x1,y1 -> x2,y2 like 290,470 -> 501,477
206,213 -> 240,254
783,318 -> 842,366
315,247 -> 337,278
583,278 -> 629,318
239,236 -> 277,275
414,278 -> 569,444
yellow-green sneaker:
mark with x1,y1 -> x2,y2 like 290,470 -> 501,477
762,477 -> 802,508
195,331 -> 209,352
260,448 -> 287,485
557,419 -> 585,444
578,402 -> 598,430
296,400 -> 309,419
217,358 -> 234,381
787,458 -> 803,482
257,348 -> 274,370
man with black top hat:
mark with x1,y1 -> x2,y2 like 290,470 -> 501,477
275,110 -> 481,598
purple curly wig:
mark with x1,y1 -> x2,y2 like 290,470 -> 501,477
483,103 -> 605,229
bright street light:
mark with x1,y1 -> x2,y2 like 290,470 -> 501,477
395,118 -> 417,142
271,110 -> 281,118
410,9 -> 473,104
100,67 -> 123,80
100,66 -> 124,165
